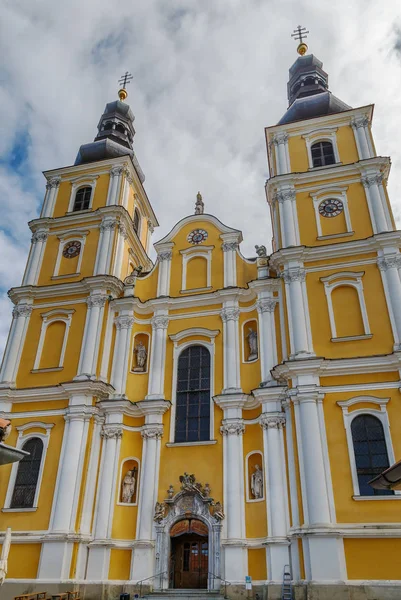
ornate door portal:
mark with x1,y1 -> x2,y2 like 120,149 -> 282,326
171,532 -> 208,589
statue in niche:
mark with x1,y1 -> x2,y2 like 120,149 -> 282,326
246,327 -> 258,361
251,464 -> 263,499
133,340 -> 147,372
255,245 -> 267,257
121,468 -> 137,503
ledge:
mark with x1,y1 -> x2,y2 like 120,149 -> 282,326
2,507 -> 38,512
353,495 -> 401,501
317,231 -> 355,241
31,367 -> 64,373
180,286 -> 213,295
331,334 -> 373,343
51,273 -> 81,280
165,440 -> 217,448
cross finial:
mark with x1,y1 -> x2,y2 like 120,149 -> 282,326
291,25 -> 309,56
118,71 -> 133,101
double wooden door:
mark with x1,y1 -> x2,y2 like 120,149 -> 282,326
171,534 -> 208,589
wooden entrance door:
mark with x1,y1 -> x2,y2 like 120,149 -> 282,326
171,534 -> 208,589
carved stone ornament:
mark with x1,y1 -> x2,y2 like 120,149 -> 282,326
221,242 -> 239,252
281,268 -> 306,284
256,298 -> 277,314
147,220 -> 155,234
154,501 -> 167,523
361,173 -> 383,188
377,255 -> 401,271
220,307 -> 240,323
271,132 -> 289,146
100,218 -> 118,232
141,425 -> 163,439
110,166 -> 124,177
46,176 -> 61,190
151,315 -> 169,330
274,189 -> 296,204
255,245 -> 267,257
158,251 -> 173,262
101,426 -> 123,439
31,231 -> 48,244
118,223 -> 128,239
351,116 -> 370,129
86,294 -> 108,308
124,265 -> 143,286
260,414 -> 286,429
195,191 -> 204,215
12,304 -> 33,318
220,419 -> 245,436
115,315 -> 135,330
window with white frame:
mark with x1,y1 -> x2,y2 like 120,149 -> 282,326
4,422 -> 53,510
310,187 -> 353,240
337,397 -> 398,498
53,230 -> 89,277
67,177 -> 98,213
302,128 -> 340,169
180,246 -> 213,292
320,271 -> 371,342
33,309 -> 74,371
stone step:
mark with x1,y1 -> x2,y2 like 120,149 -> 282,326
144,593 -> 226,600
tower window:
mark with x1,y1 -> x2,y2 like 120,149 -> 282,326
133,208 -> 141,235
351,415 -> 393,496
73,186 -> 92,211
175,345 -> 211,443
311,141 -> 336,168
10,437 -> 44,508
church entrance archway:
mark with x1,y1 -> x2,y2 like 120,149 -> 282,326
170,519 -> 208,589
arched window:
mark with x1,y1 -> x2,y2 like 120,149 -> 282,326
115,123 -> 126,134
133,208 -> 141,235
351,415 -> 393,496
10,437 -> 44,508
175,345 -> 211,443
311,141 -> 336,168
73,186 -> 92,211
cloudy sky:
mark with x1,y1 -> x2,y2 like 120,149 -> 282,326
1,0 -> 401,356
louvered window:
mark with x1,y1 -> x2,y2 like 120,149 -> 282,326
10,438 -> 44,508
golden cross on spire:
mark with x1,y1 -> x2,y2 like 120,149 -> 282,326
291,25 -> 309,56
118,71 -> 133,101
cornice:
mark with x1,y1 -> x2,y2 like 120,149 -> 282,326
0,380 -> 114,404
154,213 -> 243,247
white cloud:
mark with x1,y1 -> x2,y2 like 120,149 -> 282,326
0,0 -> 401,356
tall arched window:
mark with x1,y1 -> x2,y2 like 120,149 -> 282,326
175,345 -> 211,443
10,437 -> 44,508
311,141 -> 336,168
73,186 -> 92,211
133,208 -> 141,235
351,415 -> 393,496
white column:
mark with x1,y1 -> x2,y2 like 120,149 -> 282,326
146,220 -> 154,254
260,413 -> 290,581
110,314 -> 135,395
378,254 -> 401,350
94,217 -> 118,275
131,423 -> 163,580
221,305 -> 241,393
121,169 -> 133,210
256,297 -> 278,384
282,267 -> 313,358
0,303 -> 33,387
272,133 -> 290,175
112,223 -> 128,279
86,424 -> 123,579
76,293 -> 108,380
146,314 -> 168,399
351,116 -> 371,160
362,173 -> 389,234
276,189 -> 297,248
221,242 -> 238,287
156,251 -> 173,296
106,166 -> 124,206
41,177 -> 61,217
23,230 -> 48,286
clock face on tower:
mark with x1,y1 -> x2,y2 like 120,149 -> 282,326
318,198 -> 344,218
187,229 -> 208,244
62,240 -> 82,258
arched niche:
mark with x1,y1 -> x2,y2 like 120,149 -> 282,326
131,332 -> 150,373
246,450 -> 264,502
117,457 -> 140,506
242,318 -> 259,363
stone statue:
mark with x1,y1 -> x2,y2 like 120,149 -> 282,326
0,527 -> 11,585
246,327 -> 258,361
203,483 -> 211,497
0,418 -> 11,443
255,245 -> 267,257
121,469 -> 136,503
124,264 -> 143,286
195,192 -> 204,215
251,464 -> 263,499
212,501 -> 225,521
133,341 -> 147,372
154,501 -> 166,522
167,484 -> 174,499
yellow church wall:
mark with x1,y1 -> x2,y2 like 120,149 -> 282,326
243,424 -> 267,539
288,135 -> 309,173
305,252 -> 377,269
111,430 -> 143,540
52,173 -> 110,218
96,307 -> 115,379
109,549 -> 132,580
324,388 -> 401,523
0,415 -> 65,530
320,372 -> 399,387
236,255 -> 258,288
336,125 -> 359,165
247,548 -> 267,581
6,543 -> 41,579
306,263 -> 394,358
11,400 -> 68,413
16,302 -> 87,387
134,270 -> 158,302
169,305 -> 221,316
382,185 -> 396,230
344,538 -> 401,579
88,174 -> 111,211
52,181 -> 73,217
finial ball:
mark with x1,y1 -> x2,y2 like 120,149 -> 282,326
118,88 -> 128,102
297,42 -> 308,56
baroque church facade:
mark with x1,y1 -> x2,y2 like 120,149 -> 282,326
1,46 -> 401,599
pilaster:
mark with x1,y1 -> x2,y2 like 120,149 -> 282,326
362,171 -> 391,234
221,303 -> 241,393
110,308 -> 135,396
281,266 -> 314,358
41,177 -> 61,218
351,115 -> 372,160
75,292 -> 108,380
156,244 -> 174,296
146,312 -> 169,399
23,229 -> 49,285
94,217 -> 118,275
377,252 -> 401,350
0,302 -> 33,388
271,132 -> 290,175
274,187 -> 298,248
221,232 -> 240,287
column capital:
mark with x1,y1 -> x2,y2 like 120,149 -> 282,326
86,294 -> 108,308
12,304 -> 33,318
110,166 -> 124,177
46,176 -> 61,190
101,425 -> 123,439
115,315 -> 135,330
220,418 -> 245,436
141,424 -> 163,439
31,230 -> 48,243
118,222 -> 128,239
377,255 -> 401,271
271,132 -> 289,146
273,188 -> 296,204
147,219 -> 155,234
151,315 -> 169,329
361,172 -> 383,188
260,413 -> 286,429
288,387 -> 324,405
157,251 -> 173,261
256,298 -> 277,313
351,115 -> 370,129
221,241 -> 239,252
221,307 -> 240,322
100,218 -> 118,232
281,267 -> 306,284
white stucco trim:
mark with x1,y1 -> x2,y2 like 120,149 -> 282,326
4,423 -> 54,510
53,231 -> 89,277
33,309 -> 74,370
320,271 -> 370,339
310,187 -> 352,238
67,177 -> 98,213
302,128 -> 340,169
337,396 -> 399,497
116,456 -> 140,507
180,245 -> 213,291
245,450 -> 264,503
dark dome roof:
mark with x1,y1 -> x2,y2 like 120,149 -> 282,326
278,91 -> 351,125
